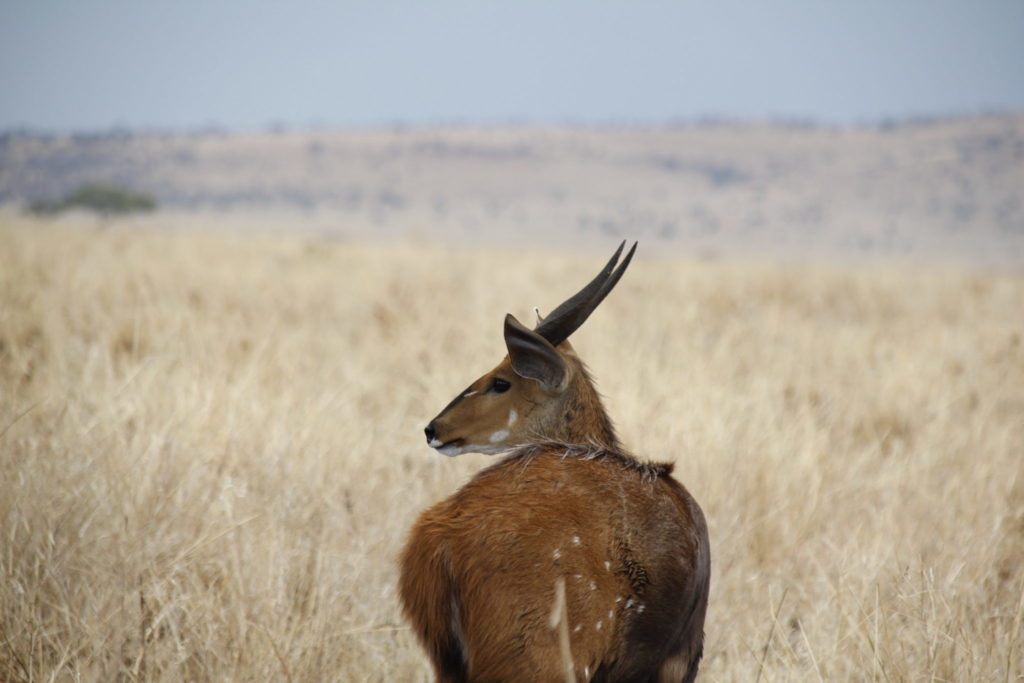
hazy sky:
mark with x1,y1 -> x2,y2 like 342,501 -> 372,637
2,1 -> 1022,132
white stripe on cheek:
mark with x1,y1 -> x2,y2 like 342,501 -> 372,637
507,409 -> 518,427
489,429 -> 509,443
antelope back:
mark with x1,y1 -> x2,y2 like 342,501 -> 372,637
400,444 -> 710,682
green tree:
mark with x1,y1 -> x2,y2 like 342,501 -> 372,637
29,182 -> 157,216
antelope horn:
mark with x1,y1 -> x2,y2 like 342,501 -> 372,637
535,241 -> 637,346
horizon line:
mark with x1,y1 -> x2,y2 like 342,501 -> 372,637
3,108 -> 1022,139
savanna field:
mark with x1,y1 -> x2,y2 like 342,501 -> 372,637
1,218 -> 1023,681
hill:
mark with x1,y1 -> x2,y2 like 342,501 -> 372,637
2,116 -> 1022,267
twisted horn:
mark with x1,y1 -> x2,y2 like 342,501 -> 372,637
535,241 -> 637,345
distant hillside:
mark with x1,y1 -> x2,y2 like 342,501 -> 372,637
1,116 -> 1022,266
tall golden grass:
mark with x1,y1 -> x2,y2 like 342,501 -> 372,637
1,218 -> 1022,681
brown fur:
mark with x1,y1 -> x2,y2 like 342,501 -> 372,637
400,443 -> 709,682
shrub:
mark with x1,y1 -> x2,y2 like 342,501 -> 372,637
29,182 -> 157,216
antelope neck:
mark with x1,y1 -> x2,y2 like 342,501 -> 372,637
544,362 -> 619,450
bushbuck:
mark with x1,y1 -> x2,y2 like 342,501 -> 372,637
400,243 -> 709,682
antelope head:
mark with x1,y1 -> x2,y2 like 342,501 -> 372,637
423,242 -> 636,456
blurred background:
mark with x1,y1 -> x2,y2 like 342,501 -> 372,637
2,0 -> 1022,265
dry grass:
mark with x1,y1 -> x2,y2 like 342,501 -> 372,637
1,217 -> 1022,681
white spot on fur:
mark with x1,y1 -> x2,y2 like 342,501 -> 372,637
507,409 -> 518,426
438,443 -> 468,457
625,598 -> 635,609
608,609 -> 614,619
438,441 -> 512,457
428,438 -> 443,448
574,574 -> 582,581
604,560 -> 611,571
573,624 -> 582,633
615,596 -> 622,603
584,665 -> 590,678
596,620 -> 603,630
589,581 -> 597,591
572,535 -> 580,546
488,429 -> 509,443
636,603 -> 646,614
553,548 -> 562,560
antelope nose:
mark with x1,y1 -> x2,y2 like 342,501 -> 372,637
424,424 -> 437,444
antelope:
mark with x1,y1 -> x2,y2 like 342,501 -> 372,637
400,243 -> 709,682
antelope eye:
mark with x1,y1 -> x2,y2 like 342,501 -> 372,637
491,378 -> 511,393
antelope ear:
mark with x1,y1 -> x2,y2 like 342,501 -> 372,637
504,314 -> 567,391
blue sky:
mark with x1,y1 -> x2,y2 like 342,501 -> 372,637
1,1 -> 1022,131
